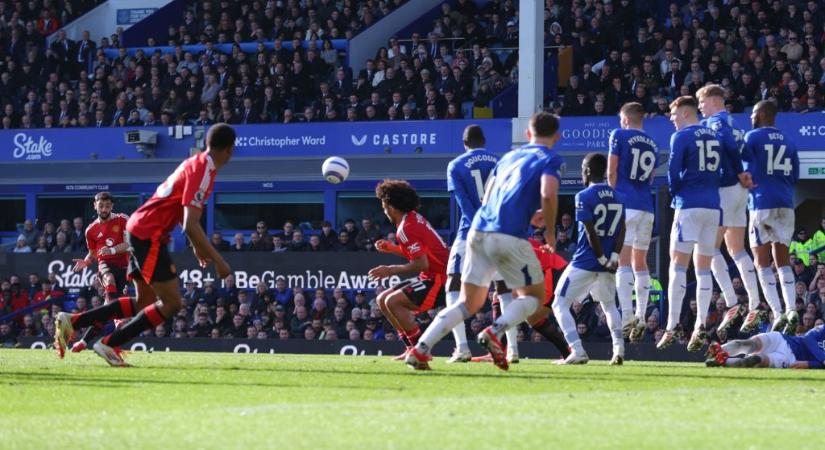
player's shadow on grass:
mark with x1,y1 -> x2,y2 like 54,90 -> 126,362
0,371 -> 406,391
199,365 -> 825,384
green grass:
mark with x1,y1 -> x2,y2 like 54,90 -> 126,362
0,350 -> 822,450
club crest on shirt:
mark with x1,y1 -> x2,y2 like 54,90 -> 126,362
112,225 -> 120,233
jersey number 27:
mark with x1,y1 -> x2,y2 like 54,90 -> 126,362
594,203 -> 623,237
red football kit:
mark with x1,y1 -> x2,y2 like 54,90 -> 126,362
529,238 -> 568,306
395,211 -> 449,313
85,213 -> 129,269
127,152 -> 216,283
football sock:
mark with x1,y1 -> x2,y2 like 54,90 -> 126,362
490,295 -> 538,339
722,338 -> 758,356
696,269 -> 713,330
405,325 -> 421,346
104,284 -> 118,303
498,292 -> 519,354
531,316 -> 570,358
711,250 -> 738,308
757,267 -> 783,317
666,265 -> 687,331
634,270 -> 651,321
598,297 -> 624,354
78,326 -> 100,345
70,297 -> 135,329
733,250 -> 760,310
103,303 -> 166,348
491,297 -> 501,320
445,290 -> 469,352
616,266 -> 635,324
551,294 -> 584,355
416,302 -> 471,355
777,266 -> 796,313
399,333 -> 412,348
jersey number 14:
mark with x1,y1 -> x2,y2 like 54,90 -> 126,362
764,144 -> 793,176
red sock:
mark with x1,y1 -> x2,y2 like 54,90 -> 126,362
491,298 -> 501,320
405,326 -> 421,346
105,284 -> 118,302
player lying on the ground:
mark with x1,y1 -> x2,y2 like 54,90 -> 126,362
370,179 -> 449,360
552,153 -> 626,365
705,325 -> 825,369
54,124 -> 235,366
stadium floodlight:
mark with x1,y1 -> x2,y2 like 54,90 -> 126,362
124,130 -> 158,158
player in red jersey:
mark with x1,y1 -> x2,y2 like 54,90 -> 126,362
473,210 -> 570,362
68,192 -> 133,355
54,124 -> 235,366
369,179 -> 449,360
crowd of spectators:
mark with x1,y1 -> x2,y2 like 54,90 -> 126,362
2,0 -> 825,132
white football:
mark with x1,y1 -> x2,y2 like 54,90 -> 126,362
322,156 -> 350,184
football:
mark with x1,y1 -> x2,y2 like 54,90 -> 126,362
322,156 -> 350,184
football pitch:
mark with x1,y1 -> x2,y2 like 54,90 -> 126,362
0,350 -> 821,450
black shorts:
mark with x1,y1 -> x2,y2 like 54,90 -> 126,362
393,274 -> 446,313
127,233 -> 177,284
98,261 -> 128,291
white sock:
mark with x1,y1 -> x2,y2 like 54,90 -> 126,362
666,264 -> 687,331
757,267 -> 783,317
634,270 -> 651,321
446,290 -> 468,352
733,250 -> 760,310
492,295 -> 538,340
551,294 -> 584,354
721,338 -> 757,356
695,269 -> 713,330
498,292 -> 519,354
599,298 -> 624,354
416,302 -> 471,355
711,250 -> 737,307
777,266 -> 797,313
616,266 -> 635,325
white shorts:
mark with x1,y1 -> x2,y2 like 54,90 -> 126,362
447,238 -> 466,275
461,231 -> 543,290
554,266 -> 616,304
749,208 -> 795,248
671,208 -> 720,256
757,331 -> 797,368
720,184 -> 748,227
624,209 -> 654,250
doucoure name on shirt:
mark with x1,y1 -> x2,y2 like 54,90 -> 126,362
463,153 -> 497,168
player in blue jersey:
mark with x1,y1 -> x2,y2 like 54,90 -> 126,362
743,100 -> 800,334
444,124 -> 499,363
405,112 -> 563,371
552,153 -> 626,365
705,325 -> 825,369
658,96 -> 723,352
696,85 -> 759,335
606,102 -> 659,343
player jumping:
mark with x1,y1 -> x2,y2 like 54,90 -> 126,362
606,102 -> 659,343
371,179 -> 449,360
705,325 -> 824,369
658,96 -> 722,352
743,100 -> 800,334
696,85 -> 759,334
444,124 -> 498,363
552,153 -> 626,365
67,192 -> 133,355
54,123 -> 235,366
405,111 -> 563,371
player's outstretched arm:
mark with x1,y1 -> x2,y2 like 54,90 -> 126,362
183,205 -> 231,278
374,239 -> 406,258
369,255 -> 428,280
72,250 -> 94,272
